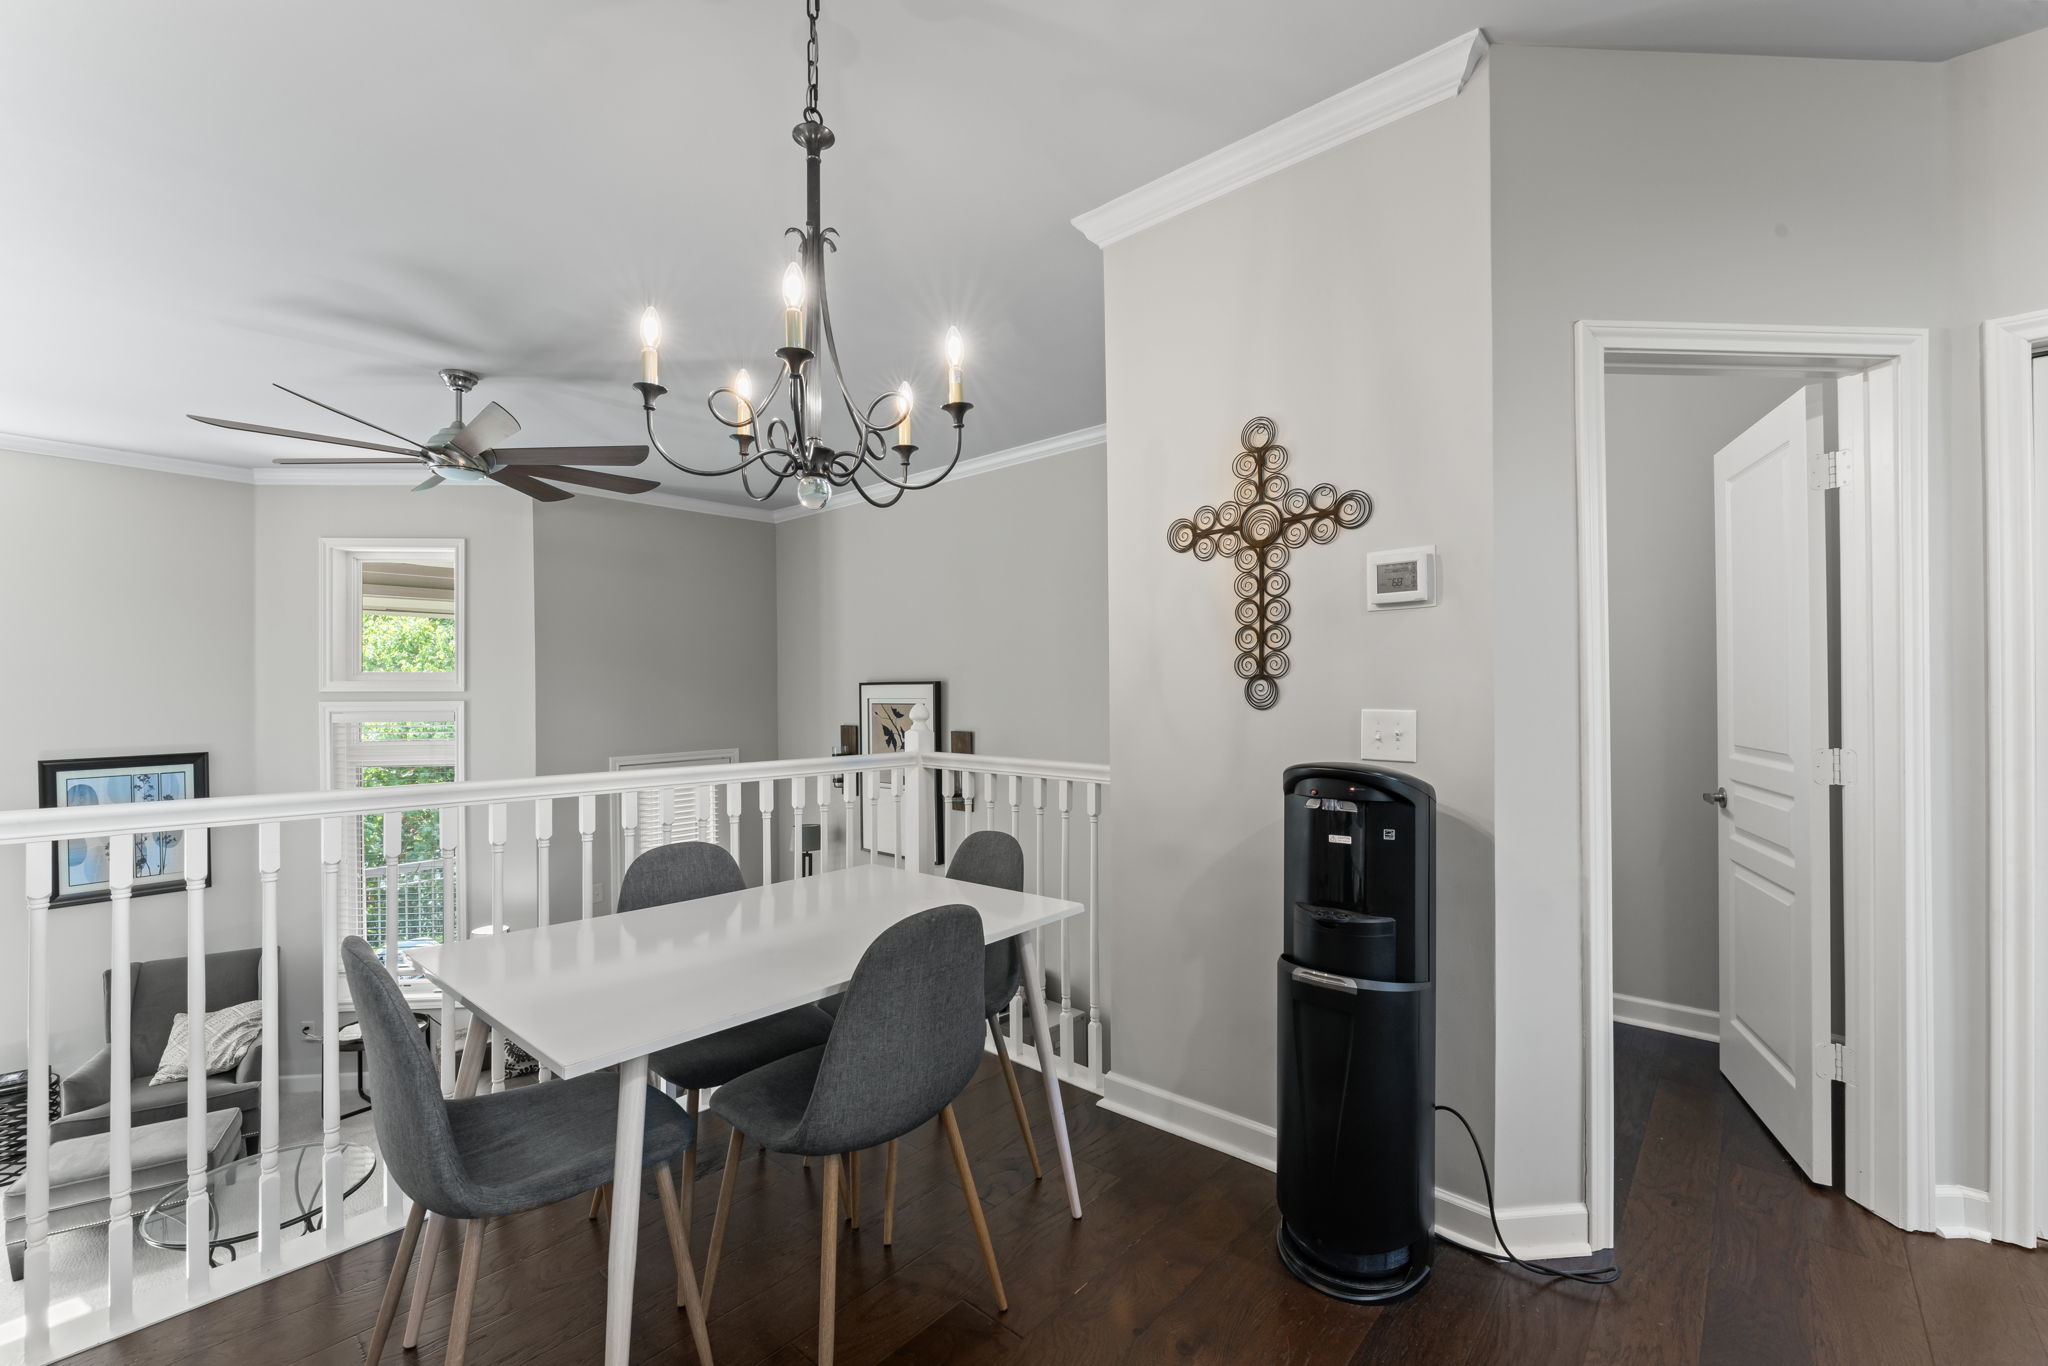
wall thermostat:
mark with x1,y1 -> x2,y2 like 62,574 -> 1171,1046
1367,546 -> 1437,610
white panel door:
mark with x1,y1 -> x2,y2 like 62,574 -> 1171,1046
1712,386 -> 1833,1183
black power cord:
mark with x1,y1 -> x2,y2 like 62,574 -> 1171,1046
1435,1104 -> 1621,1286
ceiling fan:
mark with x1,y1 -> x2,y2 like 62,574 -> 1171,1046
189,368 -> 660,502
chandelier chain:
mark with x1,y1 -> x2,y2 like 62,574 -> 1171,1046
803,0 -> 822,123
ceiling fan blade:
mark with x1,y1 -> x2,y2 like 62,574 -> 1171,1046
516,465 -> 661,495
413,474 -> 445,492
271,457 -> 423,465
486,467 -> 573,502
272,384 -> 428,450
451,401 -> 521,458
487,445 -> 650,468
190,415 -> 418,456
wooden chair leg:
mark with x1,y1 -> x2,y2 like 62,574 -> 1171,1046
364,1200 -> 425,1364
702,1128 -> 745,1314
657,1164 -> 719,1366
819,1151 -> 841,1366
940,1104 -> 1007,1312
991,1017 -> 1044,1180
882,1140 -> 899,1247
681,1089 -> 700,1228
444,1219 -> 486,1366
401,1211 -> 445,1349
589,1183 -> 610,1221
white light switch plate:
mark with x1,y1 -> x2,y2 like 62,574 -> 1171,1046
1360,709 -> 1418,763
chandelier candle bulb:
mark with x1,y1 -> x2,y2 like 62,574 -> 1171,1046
639,307 -> 662,385
945,327 -> 965,404
735,370 -> 755,437
896,383 -> 914,447
783,264 -> 807,349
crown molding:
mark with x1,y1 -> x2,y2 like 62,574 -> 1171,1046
0,430 -> 256,484
1071,28 -> 1488,249
4,422 -> 1105,526
769,423 -> 1107,523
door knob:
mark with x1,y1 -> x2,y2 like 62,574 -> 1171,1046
1702,787 -> 1728,808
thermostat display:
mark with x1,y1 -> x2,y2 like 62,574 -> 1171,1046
1367,546 -> 1437,610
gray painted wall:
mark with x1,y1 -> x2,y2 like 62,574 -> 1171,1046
1486,45 -> 1959,1206
773,446 -> 1108,765
1605,373 -> 1804,1016
1101,69 -> 1495,1197
250,484 -> 539,1080
533,494 -> 779,898
0,452 -> 260,1075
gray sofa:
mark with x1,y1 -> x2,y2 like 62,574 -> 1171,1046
53,948 -> 269,1153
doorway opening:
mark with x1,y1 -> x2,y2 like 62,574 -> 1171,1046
1574,322 -> 1935,1252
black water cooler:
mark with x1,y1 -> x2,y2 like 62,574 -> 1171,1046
1276,763 -> 1436,1303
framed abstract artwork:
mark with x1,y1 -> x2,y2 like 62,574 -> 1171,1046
37,753 -> 211,907
857,681 -> 944,860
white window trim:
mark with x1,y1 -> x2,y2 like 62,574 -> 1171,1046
319,537 -> 467,692
607,748 -> 739,908
320,700 -> 468,969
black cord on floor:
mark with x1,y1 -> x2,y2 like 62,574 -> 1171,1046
1434,1103 -> 1621,1286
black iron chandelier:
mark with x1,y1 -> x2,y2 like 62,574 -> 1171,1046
631,0 -> 971,510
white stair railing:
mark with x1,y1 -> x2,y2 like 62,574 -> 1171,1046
0,741 -> 1105,1365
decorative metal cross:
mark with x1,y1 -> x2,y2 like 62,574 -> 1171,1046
1167,417 -> 1373,710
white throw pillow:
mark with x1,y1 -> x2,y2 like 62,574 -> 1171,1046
150,999 -> 264,1085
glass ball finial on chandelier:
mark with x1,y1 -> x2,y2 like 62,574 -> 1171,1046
630,0 -> 974,509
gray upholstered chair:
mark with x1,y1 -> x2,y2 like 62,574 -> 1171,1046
701,906 -> 1005,1366
341,937 -> 714,1366
54,948 -> 266,1153
820,830 -> 1044,1179
627,843 -> 834,1225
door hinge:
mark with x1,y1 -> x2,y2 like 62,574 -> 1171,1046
1814,748 -> 1854,786
1818,1039 -> 1852,1084
1810,449 -> 1850,490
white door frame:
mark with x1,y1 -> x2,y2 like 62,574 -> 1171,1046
1574,320 -> 1935,1250
1984,307 -> 2048,1247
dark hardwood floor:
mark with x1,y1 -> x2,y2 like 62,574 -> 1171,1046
62,1026 -> 2048,1365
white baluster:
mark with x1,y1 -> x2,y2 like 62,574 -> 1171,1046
891,773 -> 906,871
866,772 -> 879,865
1061,791 -> 1079,1072
904,706 -> 932,873
1087,782 -> 1103,1086
758,778 -> 776,886
184,827 -> 215,1288
791,776 -> 808,879
257,821 -> 285,1266
1008,774 -> 1021,837
534,798 -> 553,928
106,832 -> 135,1330
578,793 -> 597,920
533,799 -> 553,1082
619,790 -> 640,904
815,775 -> 831,872
840,771 -> 855,871
725,781 -> 742,859
319,818 -> 346,1250
1032,779 -> 1046,895
22,842 -> 53,1361
1050,781 -> 1072,1062
439,807 -> 461,1095
488,803 -> 507,1093
660,786 -> 677,847
983,772 -> 997,833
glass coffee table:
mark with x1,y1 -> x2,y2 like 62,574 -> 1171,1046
139,1142 -> 377,1265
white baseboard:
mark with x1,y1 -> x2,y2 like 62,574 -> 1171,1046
1097,1070 -> 1593,1260
1933,1184 -> 1994,1242
1612,992 -> 1721,1043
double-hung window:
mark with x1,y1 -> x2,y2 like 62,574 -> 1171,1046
323,702 -> 463,976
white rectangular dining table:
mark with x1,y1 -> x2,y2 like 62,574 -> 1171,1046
406,862 -> 1085,1366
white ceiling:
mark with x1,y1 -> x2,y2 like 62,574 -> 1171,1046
5,0 -> 2042,509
